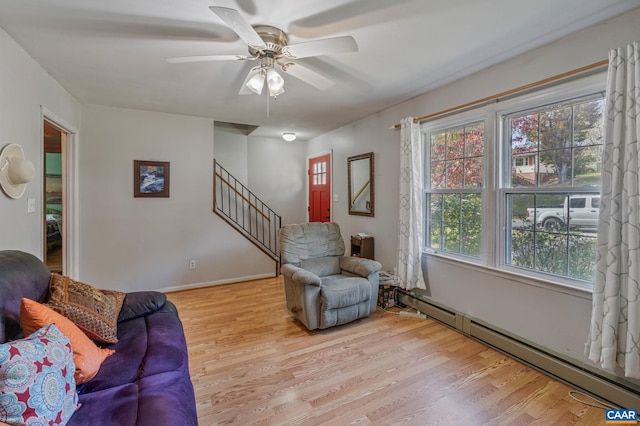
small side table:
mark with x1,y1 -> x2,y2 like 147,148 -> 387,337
351,235 -> 374,260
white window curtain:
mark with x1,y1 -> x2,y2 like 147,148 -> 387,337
396,117 -> 426,290
587,41 -> 640,378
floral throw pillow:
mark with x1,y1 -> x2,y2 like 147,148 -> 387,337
0,323 -> 78,425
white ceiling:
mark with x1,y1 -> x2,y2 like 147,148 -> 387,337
1,0 -> 638,140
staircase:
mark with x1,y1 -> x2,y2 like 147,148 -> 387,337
213,159 -> 281,274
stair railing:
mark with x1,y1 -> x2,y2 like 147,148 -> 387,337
213,160 -> 281,271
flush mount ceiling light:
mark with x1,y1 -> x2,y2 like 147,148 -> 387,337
166,7 -> 359,98
282,132 -> 296,142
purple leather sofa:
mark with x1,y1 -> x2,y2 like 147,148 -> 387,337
0,250 -> 198,426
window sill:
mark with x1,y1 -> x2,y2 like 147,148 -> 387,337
422,250 -> 593,300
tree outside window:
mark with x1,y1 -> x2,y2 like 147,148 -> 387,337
427,123 -> 484,258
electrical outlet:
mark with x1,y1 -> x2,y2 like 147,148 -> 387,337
189,260 -> 196,270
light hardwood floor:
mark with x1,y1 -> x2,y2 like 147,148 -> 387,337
167,277 -> 606,425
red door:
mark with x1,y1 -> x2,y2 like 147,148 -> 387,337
308,154 -> 331,222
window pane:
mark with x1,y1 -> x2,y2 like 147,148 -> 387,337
464,157 -> 483,188
428,194 -> 443,250
443,194 -> 460,221
461,194 -> 481,225
431,133 -> 446,161
444,222 -> 460,252
574,99 -> 605,147
465,124 -> 484,157
510,229 -> 535,269
568,234 -> 597,281
431,161 -> 446,189
540,106 -> 572,152
429,221 -> 442,249
573,146 -> 602,187
430,194 -> 443,221
539,148 -> 572,187
510,194 -> 535,224
445,160 -> 464,189
535,232 -> 568,276
511,114 -> 539,154
447,129 -> 464,159
512,155 -> 537,187
461,224 -> 481,257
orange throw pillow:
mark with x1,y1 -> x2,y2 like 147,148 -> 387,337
20,298 -> 114,384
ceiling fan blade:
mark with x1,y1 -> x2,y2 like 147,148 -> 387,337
166,54 -> 248,63
209,6 -> 266,49
282,36 -> 358,59
283,63 -> 335,91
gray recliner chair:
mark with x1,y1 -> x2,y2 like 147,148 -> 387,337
279,222 -> 382,330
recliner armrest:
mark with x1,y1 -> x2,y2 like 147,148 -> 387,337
339,256 -> 382,277
281,264 -> 322,286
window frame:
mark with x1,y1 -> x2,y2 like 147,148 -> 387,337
423,110 -> 494,264
422,72 -> 606,292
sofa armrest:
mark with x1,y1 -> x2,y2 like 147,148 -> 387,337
118,291 -> 167,323
339,256 -> 382,277
281,264 -> 321,286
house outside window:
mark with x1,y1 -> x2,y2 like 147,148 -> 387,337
423,74 -> 605,290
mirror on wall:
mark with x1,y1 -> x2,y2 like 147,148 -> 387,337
347,152 -> 374,217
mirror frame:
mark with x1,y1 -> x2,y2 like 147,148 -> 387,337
347,152 -> 374,217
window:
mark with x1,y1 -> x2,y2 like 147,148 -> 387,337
422,74 -> 605,289
505,95 -> 604,282
426,123 -> 484,258
312,161 -> 326,185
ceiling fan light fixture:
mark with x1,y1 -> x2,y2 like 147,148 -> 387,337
266,68 -> 285,96
282,132 -> 296,142
244,68 -> 265,95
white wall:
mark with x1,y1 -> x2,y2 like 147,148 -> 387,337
307,115 -> 399,265
308,8 -> 640,378
0,27 -> 81,256
214,123 -> 249,182
79,105 -> 274,292
247,136 -> 307,226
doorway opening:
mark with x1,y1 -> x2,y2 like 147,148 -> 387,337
43,121 -> 65,273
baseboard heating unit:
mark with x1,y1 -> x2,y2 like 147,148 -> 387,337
396,289 -> 640,410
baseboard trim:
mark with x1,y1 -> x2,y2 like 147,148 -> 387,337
162,273 -> 276,293
396,289 -> 640,410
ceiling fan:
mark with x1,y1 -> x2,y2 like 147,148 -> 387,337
166,6 -> 358,97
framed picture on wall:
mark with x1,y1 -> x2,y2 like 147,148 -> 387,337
134,160 -> 170,198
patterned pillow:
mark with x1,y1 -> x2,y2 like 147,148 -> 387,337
47,273 -> 126,344
0,323 -> 78,425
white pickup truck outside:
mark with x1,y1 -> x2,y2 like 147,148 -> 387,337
526,195 -> 600,231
